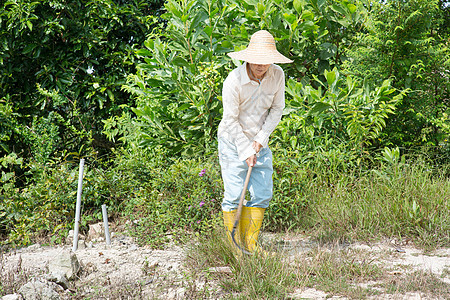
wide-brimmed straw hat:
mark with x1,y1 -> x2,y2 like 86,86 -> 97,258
227,30 -> 293,64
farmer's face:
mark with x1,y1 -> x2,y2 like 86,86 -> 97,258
248,63 -> 271,80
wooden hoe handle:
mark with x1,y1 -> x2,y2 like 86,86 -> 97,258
231,166 -> 253,255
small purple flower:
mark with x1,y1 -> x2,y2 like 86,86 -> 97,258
199,200 -> 205,207
188,205 -> 192,210
197,220 -> 201,224
199,169 -> 206,177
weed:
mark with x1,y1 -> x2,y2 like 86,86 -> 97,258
0,250 -> 33,295
70,281 -> 146,299
302,160 -> 450,249
185,227 -> 450,299
383,270 -> 450,297
187,228 -> 301,299
289,246 -> 383,298
441,266 -> 450,279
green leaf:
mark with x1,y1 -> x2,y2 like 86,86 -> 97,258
308,102 -> 332,116
177,103 -> 191,111
22,44 -> 36,54
203,25 -> 213,37
257,3 -> 265,15
283,13 -> 297,25
179,129 -> 187,141
166,1 -> 182,18
290,136 -> 297,149
106,89 -> 114,101
347,4 -> 357,14
293,0 -> 303,14
324,68 -> 337,86
330,4 -> 347,16
144,39 -> 155,50
190,11 -> 209,33
172,57 -> 189,68
136,49 -> 153,57
318,42 -> 337,60
26,21 -> 33,31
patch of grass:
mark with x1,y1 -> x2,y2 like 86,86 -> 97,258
227,253 -> 298,299
291,246 -> 384,298
383,270 -> 450,297
301,161 -> 450,250
186,228 -> 450,299
186,228 -> 300,299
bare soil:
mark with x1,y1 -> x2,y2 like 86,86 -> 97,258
1,231 -> 449,299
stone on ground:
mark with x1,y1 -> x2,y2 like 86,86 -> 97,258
48,250 -> 80,281
1,294 -> 23,300
18,278 -> 62,300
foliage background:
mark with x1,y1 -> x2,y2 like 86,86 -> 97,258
0,0 -> 449,248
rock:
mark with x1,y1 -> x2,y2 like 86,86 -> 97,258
1,294 -> 23,300
66,230 -> 73,242
48,250 -> 80,281
65,230 -> 86,245
167,288 -> 176,300
77,239 -> 86,250
18,278 -> 62,300
88,223 -> 103,240
46,271 -> 69,290
92,237 -> 105,243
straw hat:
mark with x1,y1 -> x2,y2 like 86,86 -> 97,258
227,30 -> 293,64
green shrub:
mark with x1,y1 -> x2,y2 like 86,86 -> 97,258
122,155 -> 224,248
0,148 -> 164,247
2,143 -> 448,250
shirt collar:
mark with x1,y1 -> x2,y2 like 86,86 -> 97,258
239,62 -> 273,85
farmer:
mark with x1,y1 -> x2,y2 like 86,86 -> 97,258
218,30 -> 292,253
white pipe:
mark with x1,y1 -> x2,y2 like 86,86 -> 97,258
72,159 -> 85,252
101,204 -> 111,245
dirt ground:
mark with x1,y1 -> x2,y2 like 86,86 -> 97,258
1,230 -> 449,299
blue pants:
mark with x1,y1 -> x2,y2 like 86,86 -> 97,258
218,137 -> 273,212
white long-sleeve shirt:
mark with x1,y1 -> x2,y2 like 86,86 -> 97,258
218,62 -> 285,161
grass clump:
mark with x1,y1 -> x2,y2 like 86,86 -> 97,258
383,269 -> 450,298
186,228 -> 299,299
291,246 -> 384,298
282,159 -> 450,249
186,227 -> 450,299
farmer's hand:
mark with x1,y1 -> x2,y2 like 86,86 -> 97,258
252,141 -> 263,153
246,154 -> 257,167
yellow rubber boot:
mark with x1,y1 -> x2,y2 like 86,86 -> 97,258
222,210 -> 240,247
239,207 -> 265,253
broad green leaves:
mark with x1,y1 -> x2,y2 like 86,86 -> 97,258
281,67 -> 404,167
123,0 -> 372,157
342,0 -> 449,149
121,0 -> 232,155
0,0 -> 164,161
120,0 -> 447,163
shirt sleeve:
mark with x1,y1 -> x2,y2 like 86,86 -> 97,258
221,75 -> 256,161
253,70 -> 285,147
